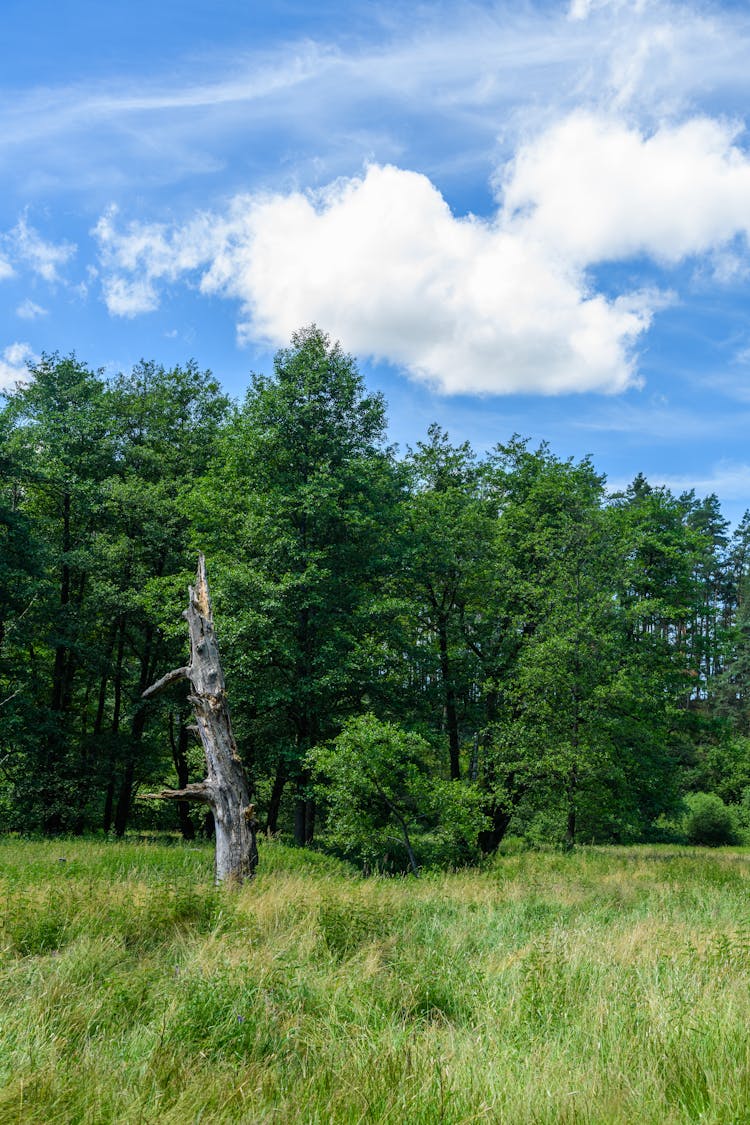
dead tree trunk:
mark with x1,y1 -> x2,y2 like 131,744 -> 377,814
140,555 -> 258,883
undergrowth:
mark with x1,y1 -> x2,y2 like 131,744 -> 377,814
0,838 -> 749,1123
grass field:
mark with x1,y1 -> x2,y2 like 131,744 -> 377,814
1,838 -> 749,1124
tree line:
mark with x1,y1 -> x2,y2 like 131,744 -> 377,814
1,326 -> 749,866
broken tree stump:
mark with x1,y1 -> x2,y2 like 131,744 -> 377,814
141,554 -> 258,883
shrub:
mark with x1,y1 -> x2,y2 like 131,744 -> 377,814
308,714 -> 488,874
736,787 -> 750,829
683,792 -> 737,846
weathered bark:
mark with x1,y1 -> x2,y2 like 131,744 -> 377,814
140,555 -> 258,883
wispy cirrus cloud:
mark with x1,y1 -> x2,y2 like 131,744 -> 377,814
2,0 -> 750,200
575,399 -> 750,441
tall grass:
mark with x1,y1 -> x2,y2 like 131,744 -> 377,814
1,838 -> 749,1123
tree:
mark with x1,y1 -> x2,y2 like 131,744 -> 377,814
485,445 -> 616,845
683,492 -> 731,700
609,478 -> 714,821
397,427 -> 489,779
100,359 -> 229,836
715,512 -> 750,733
0,354 -> 115,830
141,556 -> 258,883
683,791 -> 737,846
192,327 -> 401,845
473,453 -> 693,848
0,354 -> 229,834
0,414 -> 44,825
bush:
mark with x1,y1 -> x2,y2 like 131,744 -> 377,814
683,792 -> 737,846
308,714 -> 488,874
736,787 -> 750,830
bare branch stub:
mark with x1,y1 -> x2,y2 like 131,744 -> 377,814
139,782 -> 212,803
141,666 -> 189,701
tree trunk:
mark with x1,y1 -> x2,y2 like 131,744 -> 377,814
266,756 -> 286,834
114,701 -> 149,837
113,754 -> 136,838
103,618 -> 125,833
140,555 -> 258,883
438,616 -> 461,780
169,712 -> 196,841
478,805 -> 512,854
116,619 -> 163,835
565,764 -> 578,851
293,776 -> 315,846
102,780 -> 115,834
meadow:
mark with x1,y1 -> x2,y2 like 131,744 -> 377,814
0,838 -> 749,1124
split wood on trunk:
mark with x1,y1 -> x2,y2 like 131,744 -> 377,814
140,554 -> 258,883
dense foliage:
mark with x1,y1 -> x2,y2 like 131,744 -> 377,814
2,327 -> 749,863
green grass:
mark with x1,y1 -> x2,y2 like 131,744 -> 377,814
1,839 -> 750,1123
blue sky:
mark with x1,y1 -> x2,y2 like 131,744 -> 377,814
3,0 -> 750,523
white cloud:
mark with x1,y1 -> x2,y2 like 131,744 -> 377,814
1,0 -> 748,205
1,217 -> 76,283
567,0 -> 634,22
16,298 -> 47,320
501,113 -> 750,265
96,163 -> 658,395
100,275 -> 160,317
94,205 -> 221,316
0,342 -> 38,392
93,104 -> 750,396
0,256 -> 14,281
568,0 -> 592,20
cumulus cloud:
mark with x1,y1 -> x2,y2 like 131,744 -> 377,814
501,113 -> 750,265
0,342 -> 38,392
95,166 -> 653,394
92,108 -> 750,396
